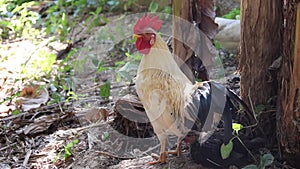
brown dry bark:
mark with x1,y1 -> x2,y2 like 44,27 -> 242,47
239,0 -> 282,106
278,1 -> 300,167
172,0 -> 218,82
240,0 -> 300,167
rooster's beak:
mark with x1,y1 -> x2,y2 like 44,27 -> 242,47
133,34 -> 142,39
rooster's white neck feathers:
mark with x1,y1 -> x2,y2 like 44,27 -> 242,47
137,35 -> 192,85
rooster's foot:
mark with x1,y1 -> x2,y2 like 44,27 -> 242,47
148,152 -> 168,165
166,149 -> 182,156
167,141 -> 182,156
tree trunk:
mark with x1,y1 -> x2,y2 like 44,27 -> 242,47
278,1 -> 300,167
239,0 -> 282,159
172,0 -> 196,82
172,0 -> 218,82
240,0 -> 300,167
239,0 -> 282,107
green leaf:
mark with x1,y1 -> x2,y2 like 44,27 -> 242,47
12,109 -> 21,115
0,20 -> 10,27
118,71 -> 132,82
115,73 -> 121,83
131,53 -> 142,61
242,164 -> 259,169
100,81 -> 110,99
63,151 -> 71,159
50,85 -> 58,92
73,139 -> 79,144
97,66 -> 108,73
101,131 -> 109,141
254,104 -> 265,114
61,12 -> 68,27
107,0 -> 119,6
222,8 -> 240,19
95,6 -> 102,14
214,40 -> 222,49
114,61 -> 125,66
195,78 -> 203,82
220,139 -> 233,159
149,1 -> 159,13
128,37 -> 136,43
88,54 -> 99,67
232,123 -> 243,134
63,139 -> 78,160
125,52 -> 131,57
163,6 -> 172,14
66,91 -> 78,101
119,62 -> 138,72
102,16 -> 109,24
260,153 -> 274,168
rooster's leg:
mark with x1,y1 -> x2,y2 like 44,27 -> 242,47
148,135 -> 167,164
166,138 -> 182,156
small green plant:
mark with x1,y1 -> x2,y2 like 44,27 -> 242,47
0,89 -> 21,104
86,0 -> 111,32
220,123 -> 256,162
0,0 -> 40,40
148,0 -> 172,14
123,0 -> 135,11
100,81 -> 111,100
220,123 -> 243,159
63,139 -> 79,160
45,0 -> 72,43
162,5 -> 172,14
101,131 -> 109,141
54,139 -> 79,163
20,49 -> 56,80
149,1 -> 159,13
116,52 -> 141,83
254,104 -> 265,115
222,8 -> 240,20
214,40 -> 223,50
242,153 -> 274,169
44,48 -> 78,105
45,0 -> 110,43
11,109 -> 21,115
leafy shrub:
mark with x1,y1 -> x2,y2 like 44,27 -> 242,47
0,0 -> 40,40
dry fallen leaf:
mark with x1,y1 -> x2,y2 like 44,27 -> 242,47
0,104 -> 10,116
19,85 -> 49,111
21,113 -> 70,135
20,85 -> 39,98
85,107 -> 108,123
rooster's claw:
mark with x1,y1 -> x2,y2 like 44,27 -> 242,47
148,152 -> 168,165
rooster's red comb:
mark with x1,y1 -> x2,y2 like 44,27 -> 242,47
133,14 -> 162,34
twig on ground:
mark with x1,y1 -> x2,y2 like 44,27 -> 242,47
0,101 -> 69,122
0,112 -> 29,121
95,150 -> 134,160
0,142 -> 17,151
58,102 -> 64,113
76,121 -> 113,133
22,149 -> 32,168
77,83 -> 134,94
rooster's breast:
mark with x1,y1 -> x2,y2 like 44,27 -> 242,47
135,69 -> 186,136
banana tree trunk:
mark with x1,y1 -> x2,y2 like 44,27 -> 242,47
278,1 -> 300,167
